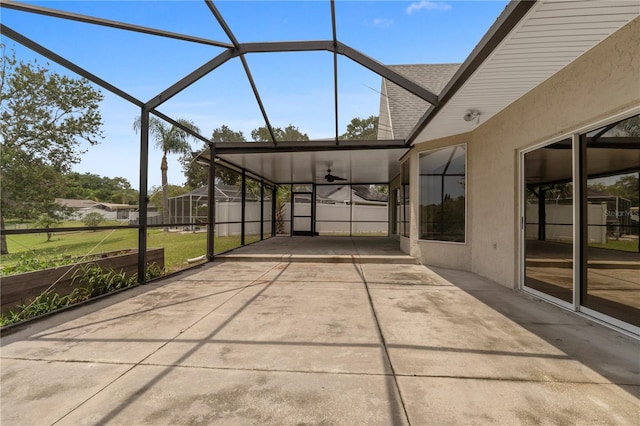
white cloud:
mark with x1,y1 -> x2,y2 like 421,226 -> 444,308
372,18 -> 394,28
406,1 -> 452,15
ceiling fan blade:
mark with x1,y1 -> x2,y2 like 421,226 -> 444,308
323,168 -> 347,182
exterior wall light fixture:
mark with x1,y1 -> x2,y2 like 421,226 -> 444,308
463,110 -> 481,123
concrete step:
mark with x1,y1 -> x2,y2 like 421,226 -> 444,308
214,253 -> 420,264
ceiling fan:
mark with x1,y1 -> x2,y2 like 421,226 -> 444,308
324,168 -> 347,183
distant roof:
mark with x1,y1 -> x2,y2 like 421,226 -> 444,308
316,185 -> 388,202
380,64 -> 460,140
170,185 -> 259,202
55,198 -> 97,209
94,202 -> 137,210
352,185 -> 388,202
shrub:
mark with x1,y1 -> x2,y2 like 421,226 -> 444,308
82,212 -> 106,228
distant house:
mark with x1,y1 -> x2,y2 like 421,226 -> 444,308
55,198 -> 139,221
86,203 -> 139,220
55,198 -> 97,220
55,198 -> 98,212
316,185 -> 388,206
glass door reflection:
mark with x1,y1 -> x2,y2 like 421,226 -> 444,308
524,138 -> 574,303
582,115 -> 640,326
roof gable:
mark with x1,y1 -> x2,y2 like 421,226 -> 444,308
380,64 -> 460,140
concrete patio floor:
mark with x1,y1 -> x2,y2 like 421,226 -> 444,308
1,237 -> 638,425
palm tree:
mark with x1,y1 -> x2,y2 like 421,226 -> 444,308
133,116 -> 200,229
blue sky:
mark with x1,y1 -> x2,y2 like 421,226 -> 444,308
2,1 -> 508,189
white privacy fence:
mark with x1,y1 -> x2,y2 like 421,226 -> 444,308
215,201 -> 273,236
526,203 -> 607,243
211,201 -> 389,236
284,202 -> 389,235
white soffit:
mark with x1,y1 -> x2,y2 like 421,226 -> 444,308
218,148 -> 408,184
414,0 -> 640,143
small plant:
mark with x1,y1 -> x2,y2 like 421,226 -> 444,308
72,264 -> 133,299
127,262 -> 164,283
0,290 -> 75,326
145,262 -> 164,281
0,250 -> 63,276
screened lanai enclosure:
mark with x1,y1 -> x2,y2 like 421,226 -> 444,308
3,0 -> 639,335
0,0 -> 437,287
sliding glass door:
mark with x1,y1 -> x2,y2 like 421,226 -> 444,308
522,113 -> 640,331
581,116 -> 640,327
523,138 -> 574,304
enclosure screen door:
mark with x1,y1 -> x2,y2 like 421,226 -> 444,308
292,192 -> 313,236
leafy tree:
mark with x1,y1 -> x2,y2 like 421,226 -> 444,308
245,177 -> 263,201
181,125 -> 246,189
615,115 -> 640,137
0,45 -> 104,254
339,116 -> 379,140
275,185 -> 291,235
82,212 -> 106,228
373,184 -> 389,195
590,174 -> 639,207
279,124 -> 310,142
34,213 -> 62,242
59,172 -> 138,204
133,116 -> 200,229
213,125 -> 247,143
251,124 -> 309,142
611,174 -> 639,207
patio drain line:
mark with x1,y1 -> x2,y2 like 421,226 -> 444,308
351,253 -> 411,425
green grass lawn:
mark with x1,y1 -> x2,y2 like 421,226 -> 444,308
0,227 -> 259,325
590,239 -> 639,252
2,227 -> 246,274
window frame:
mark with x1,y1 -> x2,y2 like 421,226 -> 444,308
418,143 -> 467,244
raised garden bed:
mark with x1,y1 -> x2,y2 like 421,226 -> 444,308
1,248 -> 164,315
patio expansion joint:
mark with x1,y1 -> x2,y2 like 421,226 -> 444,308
394,373 -> 638,386
350,245 -> 412,426
139,362 -> 396,378
0,356 -> 137,367
47,262 -> 285,426
1,356 -> 396,379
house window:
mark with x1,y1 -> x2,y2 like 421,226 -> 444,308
419,145 -> 466,242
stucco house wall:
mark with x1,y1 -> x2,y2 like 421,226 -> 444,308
406,17 -> 640,288
470,16 -> 639,288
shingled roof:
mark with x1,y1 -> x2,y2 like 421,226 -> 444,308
378,64 -> 461,141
